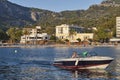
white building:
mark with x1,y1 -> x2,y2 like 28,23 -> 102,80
20,26 -> 50,44
56,24 -> 94,42
110,17 -> 120,43
116,17 -> 120,38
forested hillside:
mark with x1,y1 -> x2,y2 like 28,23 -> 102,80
0,0 -> 120,42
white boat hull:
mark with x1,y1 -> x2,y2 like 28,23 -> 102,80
78,64 -> 109,69
53,56 -> 113,70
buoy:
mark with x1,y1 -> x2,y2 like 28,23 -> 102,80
14,50 -> 18,53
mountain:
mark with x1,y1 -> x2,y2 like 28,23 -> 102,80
0,0 -> 120,33
0,0 -> 33,28
0,0 -> 58,29
101,0 -> 120,5
100,0 -> 120,7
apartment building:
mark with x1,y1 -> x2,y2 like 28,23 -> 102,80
110,17 -> 120,43
116,17 -> 120,38
56,24 -> 93,42
20,26 -> 50,44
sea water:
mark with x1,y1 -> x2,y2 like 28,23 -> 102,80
0,46 -> 119,80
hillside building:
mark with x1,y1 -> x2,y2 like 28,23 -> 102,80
56,24 -> 94,42
20,26 -> 50,44
110,17 -> 120,43
116,17 -> 120,38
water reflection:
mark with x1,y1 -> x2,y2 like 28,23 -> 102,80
71,69 -> 116,79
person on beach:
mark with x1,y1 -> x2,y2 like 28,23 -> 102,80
71,51 -> 79,58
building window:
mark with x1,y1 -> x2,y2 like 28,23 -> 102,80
58,27 -> 63,34
37,37 -> 43,39
61,36 -> 63,39
29,37 -> 36,39
45,37 -> 48,39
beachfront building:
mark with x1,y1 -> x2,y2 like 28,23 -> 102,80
56,24 -> 94,42
110,17 -> 120,43
20,26 -> 50,44
116,17 -> 120,38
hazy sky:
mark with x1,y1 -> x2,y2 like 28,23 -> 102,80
8,0 -> 103,12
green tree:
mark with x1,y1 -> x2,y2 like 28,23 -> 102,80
15,29 -> 22,42
0,29 -> 8,41
23,29 -> 30,44
69,29 -> 76,40
76,38 -> 81,42
94,27 -> 112,42
64,39 -> 70,45
65,39 -> 69,42
7,28 -> 16,43
7,28 -> 22,43
76,38 -> 81,45
50,35 -> 56,41
44,27 -> 55,35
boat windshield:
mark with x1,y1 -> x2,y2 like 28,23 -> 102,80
82,51 -> 88,57
77,51 -> 97,57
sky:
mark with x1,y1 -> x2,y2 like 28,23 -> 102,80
8,0 -> 103,12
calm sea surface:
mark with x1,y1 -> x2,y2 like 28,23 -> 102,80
0,46 -> 120,80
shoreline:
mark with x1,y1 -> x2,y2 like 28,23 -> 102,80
0,44 -> 116,48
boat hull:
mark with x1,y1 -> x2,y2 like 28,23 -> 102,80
53,56 -> 113,70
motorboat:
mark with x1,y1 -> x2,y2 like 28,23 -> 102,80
53,52 -> 114,70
